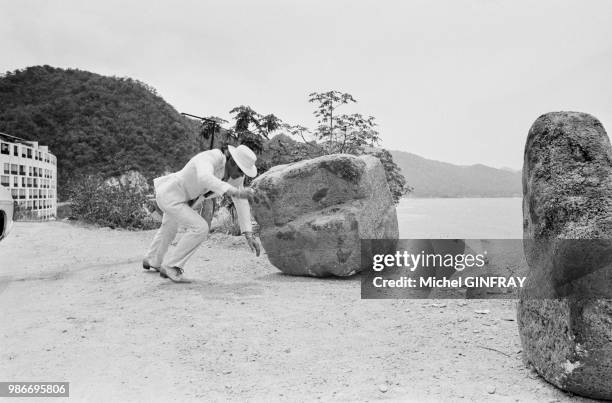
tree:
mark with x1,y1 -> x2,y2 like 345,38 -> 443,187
258,114 -> 282,139
308,90 -> 356,151
229,106 -> 259,133
335,113 -> 379,154
282,123 -> 315,144
200,116 -> 228,150
308,91 -> 381,153
228,106 -> 262,154
228,106 -> 283,154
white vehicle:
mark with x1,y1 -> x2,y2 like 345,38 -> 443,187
0,184 -> 14,240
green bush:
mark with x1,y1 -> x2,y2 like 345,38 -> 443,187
67,174 -> 157,230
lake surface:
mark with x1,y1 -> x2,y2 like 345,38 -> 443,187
396,197 -> 523,239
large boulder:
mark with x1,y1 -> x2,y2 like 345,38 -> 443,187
518,111 -> 612,400
251,154 -> 398,277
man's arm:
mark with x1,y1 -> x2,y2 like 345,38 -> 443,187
227,175 -> 260,256
227,176 -> 253,233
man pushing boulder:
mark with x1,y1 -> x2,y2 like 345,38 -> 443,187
143,144 -> 261,282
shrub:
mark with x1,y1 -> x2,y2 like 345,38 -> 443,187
361,148 -> 413,204
67,174 -> 157,230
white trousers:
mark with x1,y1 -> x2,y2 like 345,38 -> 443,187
144,178 -> 209,269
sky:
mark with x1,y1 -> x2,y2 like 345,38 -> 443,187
2,0 -> 612,170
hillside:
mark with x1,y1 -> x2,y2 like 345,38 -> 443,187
0,65 -> 201,198
390,150 -> 522,198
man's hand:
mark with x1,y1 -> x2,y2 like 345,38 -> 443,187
243,232 -> 261,257
226,187 -> 255,200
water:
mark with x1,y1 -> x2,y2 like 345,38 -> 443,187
396,197 -> 523,239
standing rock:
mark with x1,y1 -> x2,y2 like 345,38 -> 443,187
518,111 -> 612,400
251,154 -> 399,276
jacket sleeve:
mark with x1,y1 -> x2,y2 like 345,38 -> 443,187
227,176 -> 253,233
195,154 -> 234,196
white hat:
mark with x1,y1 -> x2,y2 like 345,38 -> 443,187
228,144 -> 257,177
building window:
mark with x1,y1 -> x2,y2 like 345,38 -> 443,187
10,164 -> 17,175
13,145 -> 18,156
33,178 -> 38,188
21,177 -> 25,187
1,143 -> 9,155
1,175 -> 9,186
19,165 -> 25,175
19,189 -> 25,199
27,178 -> 32,188
3,163 -> 8,174
27,148 -> 32,159
11,189 -> 18,199
13,176 -> 18,187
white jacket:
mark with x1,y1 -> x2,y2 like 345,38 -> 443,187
154,149 -> 253,233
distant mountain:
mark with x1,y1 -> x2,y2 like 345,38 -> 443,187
0,65 -> 202,198
389,150 -> 522,198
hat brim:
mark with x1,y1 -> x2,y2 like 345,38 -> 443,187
228,145 -> 257,178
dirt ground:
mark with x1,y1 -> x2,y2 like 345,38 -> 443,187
0,222 -> 599,402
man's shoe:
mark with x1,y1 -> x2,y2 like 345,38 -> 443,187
160,266 -> 184,282
142,260 -> 160,272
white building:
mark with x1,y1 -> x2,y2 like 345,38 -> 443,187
0,132 -> 57,220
